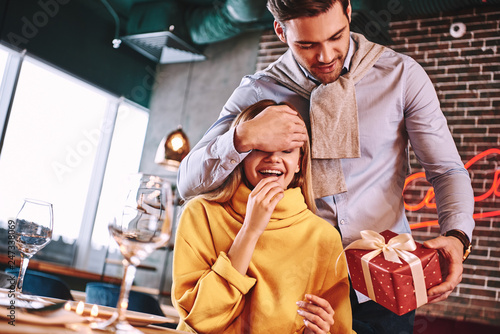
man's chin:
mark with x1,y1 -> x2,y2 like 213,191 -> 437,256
313,72 -> 342,85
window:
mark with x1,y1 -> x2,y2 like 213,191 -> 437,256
0,57 -> 108,242
0,48 -> 7,79
0,46 -> 149,273
85,102 -> 149,274
92,103 -> 149,248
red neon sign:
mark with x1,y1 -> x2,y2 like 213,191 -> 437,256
403,148 -> 500,230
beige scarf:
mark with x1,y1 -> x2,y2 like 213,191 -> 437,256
260,33 -> 387,198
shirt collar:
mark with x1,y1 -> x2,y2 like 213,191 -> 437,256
297,34 -> 354,85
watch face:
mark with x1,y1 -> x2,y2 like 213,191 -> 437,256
463,246 -> 472,261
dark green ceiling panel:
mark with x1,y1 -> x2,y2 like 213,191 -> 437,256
0,0 -> 156,108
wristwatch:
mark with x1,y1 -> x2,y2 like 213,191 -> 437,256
444,229 -> 472,262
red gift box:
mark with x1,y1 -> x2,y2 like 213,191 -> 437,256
345,230 -> 442,315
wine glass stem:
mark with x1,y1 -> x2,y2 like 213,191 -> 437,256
15,254 -> 30,294
116,262 -> 137,323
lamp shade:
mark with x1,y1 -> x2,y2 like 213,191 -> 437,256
155,127 -> 190,171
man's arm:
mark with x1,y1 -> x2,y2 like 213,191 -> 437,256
177,121 -> 243,199
403,57 -> 474,302
176,78 -> 256,199
404,57 -> 475,238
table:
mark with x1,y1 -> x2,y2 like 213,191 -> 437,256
0,322 -> 188,334
0,254 -> 123,290
0,288 -> 188,334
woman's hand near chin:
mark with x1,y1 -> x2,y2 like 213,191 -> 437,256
243,176 -> 284,235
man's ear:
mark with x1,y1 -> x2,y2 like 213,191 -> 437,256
274,20 -> 286,43
346,1 -> 352,23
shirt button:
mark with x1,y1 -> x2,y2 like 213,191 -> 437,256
340,219 -> 346,225
230,159 -> 237,164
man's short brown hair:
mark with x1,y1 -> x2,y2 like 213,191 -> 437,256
267,0 -> 350,23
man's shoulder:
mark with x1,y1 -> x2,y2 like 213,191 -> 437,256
370,46 -> 422,76
351,32 -> 416,66
244,52 -> 294,83
243,71 -> 282,84
237,67 -> 302,98
378,46 -> 416,65
230,71 -> 283,95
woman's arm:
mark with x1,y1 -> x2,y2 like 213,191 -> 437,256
172,200 -> 256,333
228,177 -> 284,274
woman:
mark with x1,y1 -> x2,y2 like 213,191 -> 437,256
172,100 -> 353,334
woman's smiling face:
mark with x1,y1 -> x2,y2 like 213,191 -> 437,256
243,148 -> 301,189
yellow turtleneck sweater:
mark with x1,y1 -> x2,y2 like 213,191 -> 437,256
172,184 -> 353,333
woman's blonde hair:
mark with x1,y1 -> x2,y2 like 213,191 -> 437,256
198,100 -> 316,212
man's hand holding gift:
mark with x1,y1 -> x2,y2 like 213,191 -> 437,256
423,233 -> 467,303
345,230 -> 443,315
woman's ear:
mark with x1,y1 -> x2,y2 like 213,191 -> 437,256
295,151 -> 303,173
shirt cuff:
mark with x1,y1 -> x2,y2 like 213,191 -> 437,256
355,290 -> 371,304
439,212 -> 474,242
216,127 -> 250,170
212,252 -> 256,294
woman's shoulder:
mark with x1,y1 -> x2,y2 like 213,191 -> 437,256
302,211 -> 342,241
182,196 -> 221,211
297,212 -> 344,261
178,197 -> 223,229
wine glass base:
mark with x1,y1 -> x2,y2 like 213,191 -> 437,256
14,292 -> 49,308
91,313 -> 144,334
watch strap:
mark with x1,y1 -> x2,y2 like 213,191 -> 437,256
444,229 -> 471,261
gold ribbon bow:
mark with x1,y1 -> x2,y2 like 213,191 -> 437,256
345,230 -> 428,308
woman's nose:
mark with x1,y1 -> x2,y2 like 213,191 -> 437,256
264,152 -> 280,162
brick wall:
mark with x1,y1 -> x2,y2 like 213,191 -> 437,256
256,5 -> 500,328
390,5 -> 500,328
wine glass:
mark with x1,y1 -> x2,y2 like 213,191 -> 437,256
13,198 -> 53,297
94,174 -> 173,333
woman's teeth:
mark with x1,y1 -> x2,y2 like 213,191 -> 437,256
260,170 -> 283,176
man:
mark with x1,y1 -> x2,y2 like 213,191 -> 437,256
177,0 -> 475,333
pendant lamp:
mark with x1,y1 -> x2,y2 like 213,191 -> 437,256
155,59 -> 195,172
155,126 -> 190,172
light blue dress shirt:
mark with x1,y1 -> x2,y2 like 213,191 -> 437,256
177,35 -> 475,249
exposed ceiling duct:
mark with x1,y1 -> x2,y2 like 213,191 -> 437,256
184,0 -> 272,45
112,0 -> 500,63
121,0 -> 272,63
121,31 -> 206,64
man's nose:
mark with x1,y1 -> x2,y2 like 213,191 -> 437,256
317,44 -> 334,64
